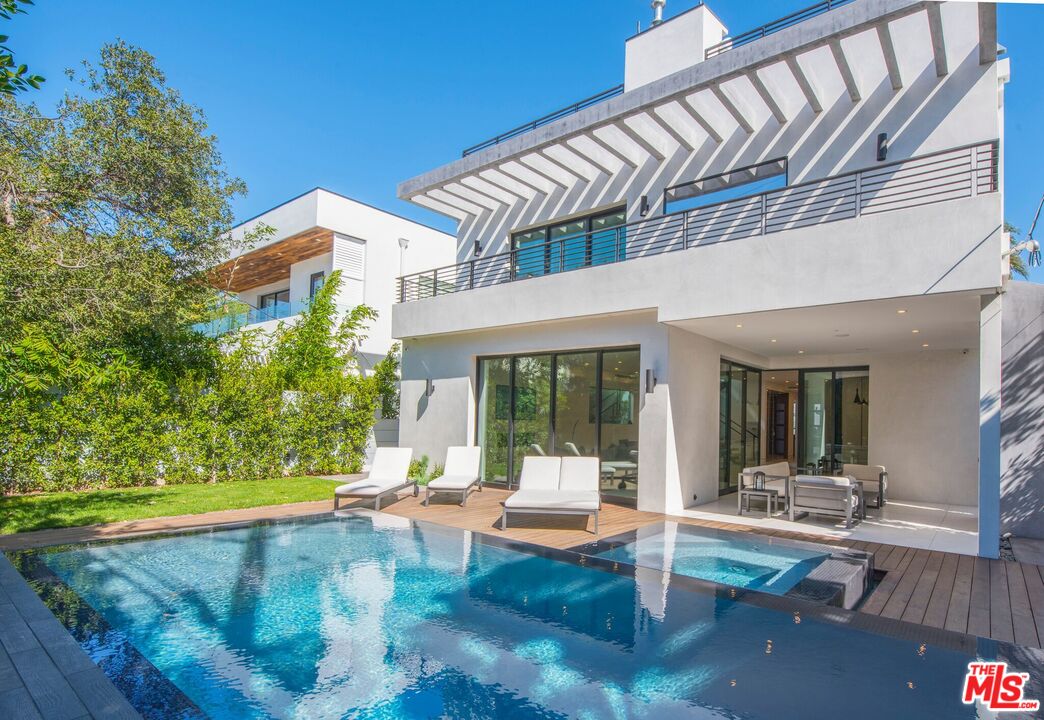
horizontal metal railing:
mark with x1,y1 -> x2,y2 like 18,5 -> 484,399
399,141 -> 999,303
704,0 -> 856,59
461,84 -> 625,157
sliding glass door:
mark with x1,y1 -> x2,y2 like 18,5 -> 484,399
476,347 -> 640,504
718,360 -> 760,495
798,368 -> 869,473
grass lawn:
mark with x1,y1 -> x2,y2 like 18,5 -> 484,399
0,476 -> 342,535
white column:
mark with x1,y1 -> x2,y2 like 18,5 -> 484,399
978,292 -> 1003,558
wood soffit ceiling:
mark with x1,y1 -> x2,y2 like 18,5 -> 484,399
209,227 -> 334,293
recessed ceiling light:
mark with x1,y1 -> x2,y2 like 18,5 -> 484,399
798,350 -> 805,354
897,309 -> 907,314
922,343 -> 929,348
770,338 -> 777,343
771,376 -> 776,380
911,329 -> 920,334
736,323 -> 743,328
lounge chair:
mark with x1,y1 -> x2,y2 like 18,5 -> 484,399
842,463 -> 888,508
333,447 -> 415,511
423,446 -> 482,506
501,456 -> 601,533
789,474 -> 861,528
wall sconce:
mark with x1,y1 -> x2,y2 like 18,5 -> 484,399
645,368 -> 657,394
639,195 -> 651,217
876,132 -> 888,162
473,238 -> 482,257
425,378 -> 435,397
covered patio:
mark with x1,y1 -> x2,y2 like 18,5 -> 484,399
663,291 -> 990,557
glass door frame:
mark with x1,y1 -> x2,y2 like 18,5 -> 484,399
475,345 -> 640,505
796,366 -> 870,475
718,359 -> 761,496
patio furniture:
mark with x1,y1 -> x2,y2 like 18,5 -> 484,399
842,463 -> 888,507
738,461 -> 791,510
502,456 -> 601,533
739,487 -> 780,517
333,447 -> 415,511
789,474 -> 861,528
424,446 -> 482,506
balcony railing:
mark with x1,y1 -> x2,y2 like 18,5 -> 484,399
398,141 -> 999,303
704,0 -> 856,59
193,299 -> 312,338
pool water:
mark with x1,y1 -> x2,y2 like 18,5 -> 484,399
37,514 -> 1038,719
593,522 -> 830,595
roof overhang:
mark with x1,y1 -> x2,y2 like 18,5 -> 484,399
209,227 -> 333,293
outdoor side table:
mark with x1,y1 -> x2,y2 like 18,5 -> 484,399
739,487 -> 779,518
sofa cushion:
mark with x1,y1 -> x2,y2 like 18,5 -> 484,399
518,456 -> 561,491
504,490 -> 600,511
842,464 -> 886,482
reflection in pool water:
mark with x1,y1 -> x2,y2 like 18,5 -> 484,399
37,513 -> 1041,719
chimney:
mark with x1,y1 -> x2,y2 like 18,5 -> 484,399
625,3 -> 729,92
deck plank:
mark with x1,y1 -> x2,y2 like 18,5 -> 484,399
967,557 -> 992,638
922,552 -> 960,629
861,547 -> 915,616
988,560 -> 1015,643
900,551 -> 945,624
945,554 -> 976,633
1005,560 -> 1040,649
882,548 -> 931,620
1021,564 -> 1044,647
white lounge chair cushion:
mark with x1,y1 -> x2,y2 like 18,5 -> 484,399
426,474 -> 479,491
559,457 -> 599,492
518,456 -> 561,491
504,489 -> 600,511
368,447 -> 413,484
444,447 -> 481,478
334,478 -> 410,497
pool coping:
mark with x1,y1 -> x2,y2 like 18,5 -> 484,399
6,507 -> 1018,719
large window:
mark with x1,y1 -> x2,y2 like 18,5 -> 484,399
799,368 -> 869,473
476,347 -> 640,504
718,360 -> 761,494
511,208 -> 626,279
258,289 -> 290,320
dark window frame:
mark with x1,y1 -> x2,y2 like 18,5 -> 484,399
510,206 -> 626,277
663,157 -> 788,214
309,271 -> 325,298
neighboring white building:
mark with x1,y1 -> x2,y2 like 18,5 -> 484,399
391,0 -> 1035,557
200,187 -> 455,458
202,187 -> 455,367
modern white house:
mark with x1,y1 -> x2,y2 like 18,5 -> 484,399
198,187 -> 455,455
390,0 -> 1044,559
200,187 -> 455,367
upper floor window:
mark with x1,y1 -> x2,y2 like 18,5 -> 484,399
309,271 -> 325,298
258,289 -> 290,320
664,158 -> 787,214
511,208 -> 626,279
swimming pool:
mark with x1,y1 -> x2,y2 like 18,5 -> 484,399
14,512 -> 1042,719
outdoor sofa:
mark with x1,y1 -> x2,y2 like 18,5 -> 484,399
501,456 -> 601,533
789,474 -> 862,528
842,463 -> 888,508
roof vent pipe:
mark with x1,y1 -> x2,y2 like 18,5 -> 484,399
651,0 -> 665,26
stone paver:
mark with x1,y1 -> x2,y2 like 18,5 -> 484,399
0,555 -> 141,720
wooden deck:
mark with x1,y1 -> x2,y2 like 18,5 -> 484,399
2,487 -> 1043,650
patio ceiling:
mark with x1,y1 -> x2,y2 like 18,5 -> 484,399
398,0 -> 999,221
209,227 -> 333,293
667,292 -> 982,357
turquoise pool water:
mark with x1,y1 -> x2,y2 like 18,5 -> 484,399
37,513 -> 1035,719
593,522 -> 830,595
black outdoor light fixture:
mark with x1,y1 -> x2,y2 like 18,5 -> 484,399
425,378 -> 435,397
645,368 -> 657,394
876,132 -> 888,161
640,194 -> 651,217
473,238 -> 482,256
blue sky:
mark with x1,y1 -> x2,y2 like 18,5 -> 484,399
12,0 -> 1044,281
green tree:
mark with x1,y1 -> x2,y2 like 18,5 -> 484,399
1006,222 -> 1029,280
0,0 -> 43,95
0,41 -> 243,380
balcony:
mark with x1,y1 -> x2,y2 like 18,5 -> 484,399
399,141 -> 999,304
193,299 -> 313,338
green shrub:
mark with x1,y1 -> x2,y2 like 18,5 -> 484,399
0,272 -> 399,493
408,455 -> 444,486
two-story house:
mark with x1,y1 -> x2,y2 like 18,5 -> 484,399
199,187 -> 455,454
391,0 -> 1039,558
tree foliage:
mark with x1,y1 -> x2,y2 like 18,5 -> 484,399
0,0 -> 43,96
0,44 -> 400,494
1006,222 -> 1029,280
